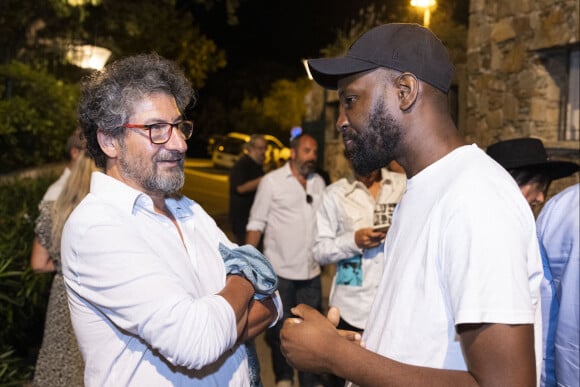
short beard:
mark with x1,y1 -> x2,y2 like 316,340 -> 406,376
344,99 -> 402,176
298,160 -> 316,177
118,141 -> 184,197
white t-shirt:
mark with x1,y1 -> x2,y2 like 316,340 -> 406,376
363,145 -> 543,373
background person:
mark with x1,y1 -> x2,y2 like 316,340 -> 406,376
280,23 -> 542,387
227,133 -> 268,387
61,53 -> 280,386
486,137 -> 579,387
228,134 -> 267,246
536,183 -> 579,387
486,137 -> 579,209
30,128 -> 85,272
246,133 -> 326,387
31,151 -> 97,387
313,160 -> 405,386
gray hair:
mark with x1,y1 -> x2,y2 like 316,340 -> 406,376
77,53 -> 195,168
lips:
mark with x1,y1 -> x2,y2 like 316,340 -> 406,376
156,151 -> 184,164
341,129 -> 355,146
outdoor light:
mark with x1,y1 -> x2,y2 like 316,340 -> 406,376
66,44 -> 111,70
302,59 -> 314,80
411,0 -> 436,28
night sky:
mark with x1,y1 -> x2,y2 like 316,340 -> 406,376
181,0 -> 467,146
188,0 -> 381,107
195,0 -> 380,77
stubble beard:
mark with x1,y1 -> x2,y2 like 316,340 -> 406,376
344,99 -> 402,176
297,160 -> 316,177
119,142 -> 185,197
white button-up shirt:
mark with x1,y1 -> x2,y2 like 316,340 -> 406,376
313,168 -> 406,329
61,172 -> 249,386
246,162 -> 326,280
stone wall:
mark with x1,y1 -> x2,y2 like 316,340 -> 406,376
467,0 -> 578,142
466,0 -> 579,201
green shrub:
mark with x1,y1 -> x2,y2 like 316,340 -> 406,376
0,61 -> 79,174
0,173 -> 56,384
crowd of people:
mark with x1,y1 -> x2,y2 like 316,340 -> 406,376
29,22 -> 578,387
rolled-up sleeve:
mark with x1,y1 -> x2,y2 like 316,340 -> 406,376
246,174 -> 273,232
313,188 -> 361,265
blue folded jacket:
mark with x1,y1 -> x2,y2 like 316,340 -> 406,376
218,243 -> 279,300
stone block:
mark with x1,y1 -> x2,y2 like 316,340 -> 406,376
531,97 -> 548,122
491,19 -> 516,43
502,43 -> 526,73
486,108 -> 504,130
503,93 -> 520,121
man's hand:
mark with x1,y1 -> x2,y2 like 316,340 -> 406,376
280,304 -> 361,374
354,227 -> 387,249
327,306 -> 363,345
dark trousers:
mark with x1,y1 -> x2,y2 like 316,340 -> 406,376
266,276 -> 322,387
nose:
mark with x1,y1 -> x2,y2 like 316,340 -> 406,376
166,127 -> 188,153
336,106 -> 348,134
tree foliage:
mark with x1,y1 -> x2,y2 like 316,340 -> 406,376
0,61 -> 79,174
320,1 -> 467,65
0,0 -> 232,171
84,0 -> 226,89
231,78 -> 312,141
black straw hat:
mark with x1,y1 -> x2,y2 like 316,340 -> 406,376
486,138 -> 579,180
307,23 -> 454,93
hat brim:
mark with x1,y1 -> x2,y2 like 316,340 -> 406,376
544,161 -> 579,180
308,57 -> 379,90
512,161 -> 579,180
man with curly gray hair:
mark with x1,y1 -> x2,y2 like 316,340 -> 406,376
62,53 -> 280,386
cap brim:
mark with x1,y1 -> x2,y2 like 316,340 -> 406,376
308,57 -> 379,90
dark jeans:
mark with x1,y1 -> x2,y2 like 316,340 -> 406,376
266,276 -> 322,387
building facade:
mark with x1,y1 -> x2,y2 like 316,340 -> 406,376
314,0 -> 579,202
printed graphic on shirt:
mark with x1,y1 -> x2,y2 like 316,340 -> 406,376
374,203 -> 397,226
335,255 -> 362,286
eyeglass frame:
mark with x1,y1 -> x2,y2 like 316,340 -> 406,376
122,120 -> 194,145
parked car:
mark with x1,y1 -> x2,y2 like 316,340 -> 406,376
211,132 -> 290,170
207,134 -> 225,157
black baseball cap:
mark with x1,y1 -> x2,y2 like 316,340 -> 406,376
307,23 -> 454,93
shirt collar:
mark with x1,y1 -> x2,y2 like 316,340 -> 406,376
89,171 -> 193,219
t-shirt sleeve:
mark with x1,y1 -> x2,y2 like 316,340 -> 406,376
441,189 -> 540,326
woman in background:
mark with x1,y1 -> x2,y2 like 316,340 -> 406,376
31,151 -> 98,386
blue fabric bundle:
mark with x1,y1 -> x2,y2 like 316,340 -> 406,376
219,243 -> 278,300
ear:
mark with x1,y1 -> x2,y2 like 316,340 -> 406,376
290,147 -> 297,160
396,72 -> 419,111
97,130 -> 119,159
